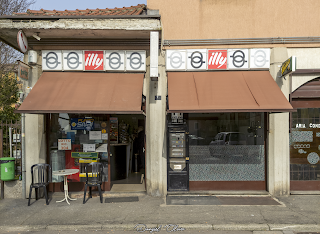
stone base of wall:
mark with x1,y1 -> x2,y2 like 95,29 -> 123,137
0,180 -> 22,199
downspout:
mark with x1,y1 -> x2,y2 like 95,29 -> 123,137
21,113 -> 26,199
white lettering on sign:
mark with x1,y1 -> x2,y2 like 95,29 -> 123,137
293,144 -> 310,149
58,139 -> 71,150
84,51 -> 104,70
309,123 -> 320,128
208,50 -> 227,69
296,124 -> 306,128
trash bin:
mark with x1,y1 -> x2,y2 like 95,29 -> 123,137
0,157 -> 15,181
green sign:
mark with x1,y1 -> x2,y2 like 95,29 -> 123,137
18,61 -> 29,80
71,152 -> 98,158
281,56 -> 296,77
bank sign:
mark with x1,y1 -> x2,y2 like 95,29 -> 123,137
42,50 -> 146,72
166,48 -> 270,71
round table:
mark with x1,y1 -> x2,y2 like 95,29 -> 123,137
52,169 -> 79,205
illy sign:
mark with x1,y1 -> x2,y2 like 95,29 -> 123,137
42,50 -> 146,72
208,50 -> 227,69
84,51 -> 104,71
166,48 -> 270,71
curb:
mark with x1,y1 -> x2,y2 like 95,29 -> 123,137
0,224 -> 320,232
269,224 -> 320,231
213,224 -> 269,231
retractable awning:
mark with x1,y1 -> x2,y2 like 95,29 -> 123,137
167,71 -> 293,113
17,72 -> 144,114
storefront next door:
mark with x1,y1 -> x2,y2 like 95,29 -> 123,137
168,112 -> 267,191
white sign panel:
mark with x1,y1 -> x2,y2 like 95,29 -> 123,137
83,144 -> 95,152
228,49 -> 249,69
58,139 -> 71,150
250,48 -> 270,69
89,131 -> 102,140
105,50 -> 125,71
63,50 -> 83,70
96,144 -> 108,152
166,50 -> 186,70
187,49 -> 207,70
126,51 -> 146,71
101,133 -> 108,140
42,50 -> 62,71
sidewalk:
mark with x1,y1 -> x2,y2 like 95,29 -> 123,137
0,193 -> 319,232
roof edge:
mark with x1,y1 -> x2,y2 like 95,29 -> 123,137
0,14 -> 161,20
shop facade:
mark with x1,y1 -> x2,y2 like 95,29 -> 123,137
0,5 -> 168,197
147,0 -> 320,195
165,49 -> 293,192
1,1 -> 320,199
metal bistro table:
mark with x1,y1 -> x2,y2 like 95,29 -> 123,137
52,169 -> 79,205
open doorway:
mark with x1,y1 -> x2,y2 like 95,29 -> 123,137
110,116 -> 145,192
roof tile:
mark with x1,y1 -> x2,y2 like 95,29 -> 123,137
13,4 -> 146,16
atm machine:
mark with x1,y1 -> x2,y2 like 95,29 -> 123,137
167,113 -> 189,191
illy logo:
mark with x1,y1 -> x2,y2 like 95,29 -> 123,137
84,51 -> 104,70
208,50 -> 227,69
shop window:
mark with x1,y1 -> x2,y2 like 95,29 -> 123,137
187,113 -> 265,182
290,108 -> 320,181
49,114 -> 109,183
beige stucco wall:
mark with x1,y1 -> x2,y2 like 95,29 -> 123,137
287,48 -> 320,91
148,0 -> 320,41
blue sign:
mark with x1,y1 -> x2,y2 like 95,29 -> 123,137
71,118 -> 94,130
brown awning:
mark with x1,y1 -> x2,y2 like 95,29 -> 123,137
167,71 -> 293,113
17,72 -> 144,114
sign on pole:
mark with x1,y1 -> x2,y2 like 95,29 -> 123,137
281,56 -> 296,77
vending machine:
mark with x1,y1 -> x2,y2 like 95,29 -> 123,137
167,123 -> 189,191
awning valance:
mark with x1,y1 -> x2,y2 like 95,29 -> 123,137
17,72 -> 144,114
167,71 -> 293,113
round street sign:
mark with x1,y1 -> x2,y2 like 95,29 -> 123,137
17,30 -> 28,53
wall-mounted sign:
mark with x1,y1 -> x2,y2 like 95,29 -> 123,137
281,56 -> 296,77
84,51 -> 104,71
17,30 -> 28,53
166,48 -> 271,71
42,50 -> 146,72
166,50 -> 187,70
126,51 -> 146,71
208,49 -> 227,70
105,50 -> 125,71
17,61 -> 30,80
250,48 -> 270,69
42,50 -> 62,70
228,49 -> 249,70
63,50 -> 83,71
70,118 -> 94,130
187,49 -> 207,70
58,139 -> 71,150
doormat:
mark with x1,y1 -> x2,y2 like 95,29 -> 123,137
166,196 -> 282,206
105,196 -> 139,203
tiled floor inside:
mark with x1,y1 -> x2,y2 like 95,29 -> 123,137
110,172 -> 145,192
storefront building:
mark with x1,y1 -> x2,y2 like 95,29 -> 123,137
147,0 -> 320,195
0,5 -> 167,197
1,1 -> 320,199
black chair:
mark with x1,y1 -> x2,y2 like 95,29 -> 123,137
83,162 -> 104,204
28,163 -> 51,206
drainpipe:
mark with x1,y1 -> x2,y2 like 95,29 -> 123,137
21,113 -> 26,199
